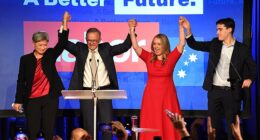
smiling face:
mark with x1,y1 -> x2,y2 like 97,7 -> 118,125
86,32 -> 100,51
152,38 -> 164,56
32,31 -> 49,57
33,40 -> 48,56
85,28 -> 101,51
151,34 -> 170,59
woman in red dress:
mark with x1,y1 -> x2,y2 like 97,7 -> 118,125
129,17 -> 186,140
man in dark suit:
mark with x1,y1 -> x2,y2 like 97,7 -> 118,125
180,17 -> 257,140
65,20 -> 137,140
12,12 -> 70,140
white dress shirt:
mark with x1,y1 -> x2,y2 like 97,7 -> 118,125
83,48 -> 110,88
213,41 -> 235,87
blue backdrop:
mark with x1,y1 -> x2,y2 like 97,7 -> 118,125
0,0 -> 244,110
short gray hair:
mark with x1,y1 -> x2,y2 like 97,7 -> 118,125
32,31 -> 49,43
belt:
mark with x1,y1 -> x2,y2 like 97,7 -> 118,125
83,85 -> 111,90
212,85 -> 231,91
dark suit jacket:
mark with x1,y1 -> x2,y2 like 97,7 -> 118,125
186,35 -> 257,100
15,30 -> 69,104
65,34 -> 132,90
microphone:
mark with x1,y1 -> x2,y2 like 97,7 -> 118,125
209,52 -> 242,82
95,59 -> 100,88
230,60 -> 242,81
89,58 -> 95,91
89,58 -> 100,91
95,59 -> 100,78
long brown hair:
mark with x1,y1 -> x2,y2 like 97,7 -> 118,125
150,34 -> 170,65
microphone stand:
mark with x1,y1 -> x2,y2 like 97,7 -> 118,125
89,58 -> 99,140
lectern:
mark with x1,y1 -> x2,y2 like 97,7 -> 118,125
62,89 -> 127,140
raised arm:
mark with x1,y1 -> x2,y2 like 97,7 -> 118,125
168,113 -> 190,139
111,121 -> 128,140
129,19 -> 142,56
62,12 -> 82,56
177,16 -> 186,53
231,115 -> 243,140
62,11 -> 70,31
181,16 -> 211,52
108,19 -> 137,56
53,11 -> 71,57
181,16 -> 192,37
207,117 -> 216,140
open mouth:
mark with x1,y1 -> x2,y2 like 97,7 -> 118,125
154,49 -> 160,53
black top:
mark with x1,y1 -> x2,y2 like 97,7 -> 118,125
65,34 -> 132,90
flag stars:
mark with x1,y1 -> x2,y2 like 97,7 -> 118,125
189,53 -> 198,62
184,61 -> 189,66
177,69 -> 186,78
177,51 -> 199,79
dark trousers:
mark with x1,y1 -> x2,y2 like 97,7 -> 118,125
208,88 -> 241,140
25,95 -> 58,140
81,86 -> 113,140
